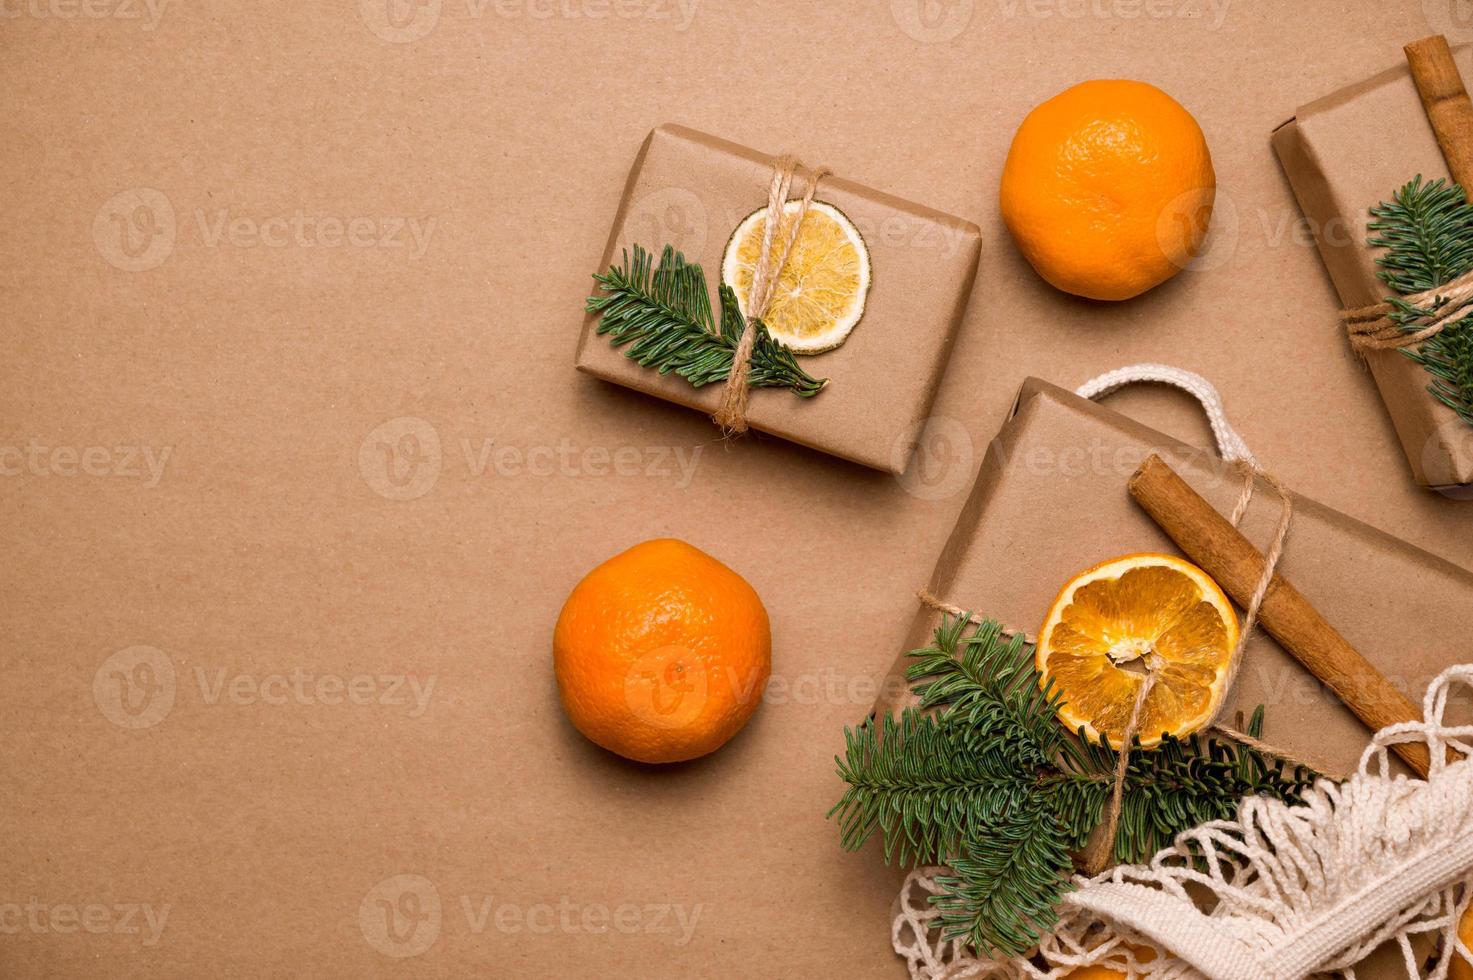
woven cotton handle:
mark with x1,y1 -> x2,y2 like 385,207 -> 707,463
1075,363 -> 1257,465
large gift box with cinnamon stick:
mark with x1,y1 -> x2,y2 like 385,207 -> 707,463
877,377 -> 1473,776
1273,39 -> 1473,492
866,376 -> 1473,975
576,124 -> 982,474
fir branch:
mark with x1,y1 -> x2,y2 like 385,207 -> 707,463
933,792 -> 1076,959
829,709 -> 1048,867
830,615 -> 1315,958
586,244 -> 827,397
1368,176 -> 1473,425
1056,708 -> 1316,863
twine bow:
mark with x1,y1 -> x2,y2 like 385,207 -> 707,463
712,156 -> 831,433
1341,265 -> 1473,353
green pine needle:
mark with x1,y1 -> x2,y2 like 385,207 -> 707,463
829,615 -> 1316,958
1368,176 -> 1473,425
934,793 -> 1075,960
587,244 -> 827,397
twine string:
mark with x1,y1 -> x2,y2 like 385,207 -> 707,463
1077,672 -> 1157,876
1341,265 -> 1473,353
712,156 -> 830,433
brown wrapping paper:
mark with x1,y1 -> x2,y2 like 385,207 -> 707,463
871,378 -> 1473,975
1273,47 -> 1473,491
576,124 -> 982,474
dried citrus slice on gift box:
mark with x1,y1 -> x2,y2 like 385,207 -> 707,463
720,200 -> 870,353
1037,554 -> 1239,748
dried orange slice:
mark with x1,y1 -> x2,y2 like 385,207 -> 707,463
720,200 -> 870,353
1037,554 -> 1239,748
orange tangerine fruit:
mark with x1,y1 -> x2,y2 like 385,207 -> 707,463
1000,79 -> 1215,301
1038,554 -> 1239,748
553,539 -> 771,764
1452,902 -> 1473,980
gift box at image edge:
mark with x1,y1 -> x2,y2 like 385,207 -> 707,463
575,124 -> 983,475
869,379 -> 1473,975
1272,46 -> 1473,491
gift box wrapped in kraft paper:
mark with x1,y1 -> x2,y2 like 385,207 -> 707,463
576,124 -> 982,474
871,377 -> 1473,976
1273,44 -> 1473,492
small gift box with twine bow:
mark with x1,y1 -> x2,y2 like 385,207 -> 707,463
576,124 -> 982,474
1275,36 -> 1473,493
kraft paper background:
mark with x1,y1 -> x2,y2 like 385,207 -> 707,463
4,3 -> 1472,977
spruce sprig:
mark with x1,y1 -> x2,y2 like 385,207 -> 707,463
1368,176 -> 1473,425
586,244 -> 826,397
829,615 -> 1316,959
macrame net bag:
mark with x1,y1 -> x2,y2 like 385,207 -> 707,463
894,664 -> 1473,980
889,366 -> 1473,980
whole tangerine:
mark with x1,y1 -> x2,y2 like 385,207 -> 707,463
553,539 -> 771,764
1000,79 -> 1216,301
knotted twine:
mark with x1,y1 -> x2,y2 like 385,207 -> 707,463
711,156 -> 831,433
913,364 -> 1313,878
1341,265 -> 1473,354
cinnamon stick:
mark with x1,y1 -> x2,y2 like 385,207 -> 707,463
1128,455 -> 1431,778
1406,35 -> 1473,202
